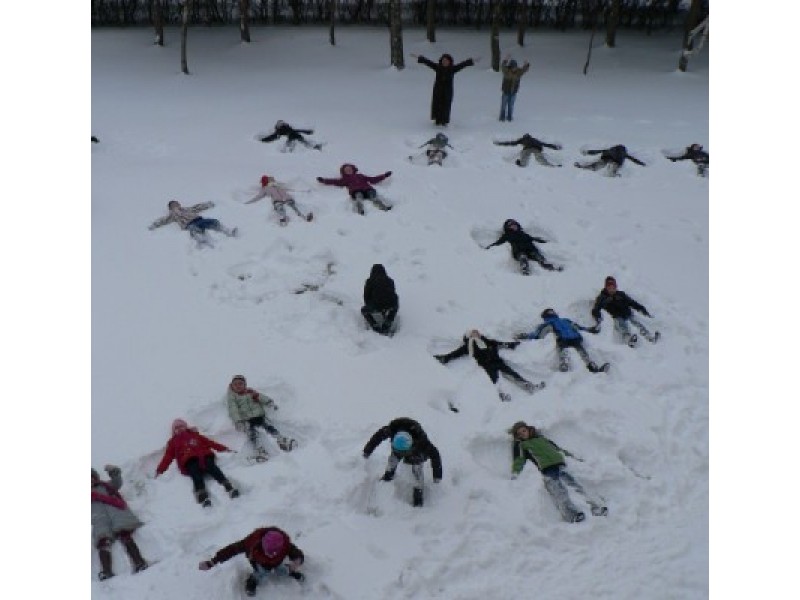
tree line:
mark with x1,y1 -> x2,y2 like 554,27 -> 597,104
92,0 -> 692,31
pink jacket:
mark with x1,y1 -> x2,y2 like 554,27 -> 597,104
317,164 -> 391,195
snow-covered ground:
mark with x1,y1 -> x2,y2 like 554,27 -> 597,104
3,19 -> 730,597
84,26 -> 709,599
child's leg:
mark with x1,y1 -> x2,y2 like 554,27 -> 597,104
542,468 -> 584,522
411,463 -> 425,506
560,470 -> 607,514
517,147 -> 532,167
382,453 -> 400,479
507,93 -> 517,120
272,200 -> 288,222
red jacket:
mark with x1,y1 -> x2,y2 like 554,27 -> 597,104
156,429 -> 230,475
211,527 -> 304,569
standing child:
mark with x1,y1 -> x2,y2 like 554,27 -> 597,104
574,144 -> 646,177
92,465 -> 148,580
199,526 -> 305,597
410,53 -> 477,126
259,120 -> 323,152
362,417 -> 442,507
485,218 -> 563,274
434,329 -> 545,401
499,55 -> 530,122
148,200 -> 238,246
494,134 -> 562,167
227,374 -> 296,462
155,419 -> 239,507
316,163 -> 393,214
515,309 -> 609,373
246,175 -> 313,226
509,421 -> 607,523
591,276 -> 659,347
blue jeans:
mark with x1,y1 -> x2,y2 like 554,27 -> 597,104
186,217 -> 220,236
500,93 -> 517,120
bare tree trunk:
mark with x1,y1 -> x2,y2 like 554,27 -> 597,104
605,0 -> 620,47
678,0 -> 703,72
181,1 -> 190,74
389,0 -> 404,69
240,0 -> 251,42
582,5 -> 598,75
490,1 -> 501,71
426,0 -> 436,43
516,0 -> 527,46
329,0 -> 336,45
153,0 -> 164,46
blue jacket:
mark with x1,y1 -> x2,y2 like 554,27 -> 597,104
521,316 -> 588,342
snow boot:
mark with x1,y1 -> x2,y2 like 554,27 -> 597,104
627,334 -> 639,348
123,538 -> 148,574
98,548 -> 114,581
196,489 -> 212,507
278,436 -> 296,452
571,511 -> 586,523
412,488 -> 424,507
519,257 -> 531,276
223,481 -> 240,499
244,575 -> 258,597
380,470 -> 396,482
591,505 -> 609,517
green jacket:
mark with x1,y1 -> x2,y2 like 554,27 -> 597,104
227,388 -> 276,423
501,61 -> 530,94
511,435 -> 565,475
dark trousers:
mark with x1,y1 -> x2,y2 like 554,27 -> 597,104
184,455 -> 228,493
481,360 -> 526,384
511,246 -> 556,271
361,305 -> 398,332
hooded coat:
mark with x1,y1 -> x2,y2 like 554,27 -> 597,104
436,334 -> 518,370
363,264 -> 398,310
585,145 -> 645,166
317,164 -> 390,197
91,466 -> 143,546
417,54 -> 475,125
210,527 -> 304,570
363,417 -> 443,480
486,219 -> 548,254
591,288 -> 647,321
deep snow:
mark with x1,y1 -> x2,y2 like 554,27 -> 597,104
81,24 -> 711,599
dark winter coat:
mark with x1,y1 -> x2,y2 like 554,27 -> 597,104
317,164 -> 391,197
91,467 -> 143,546
363,264 -> 398,310
500,60 -> 530,94
495,135 -> 559,152
591,289 -> 648,321
210,527 -> 304,570
436,335 -> 519,370
418,54 -> 475,125
486,220 -> 548,253
261,123 -> 313,143
521,316 -> 592,343
586,145 -> 645,166
671,145 -> 709,165
156,429 -> 230,476
363,417 -> 443,480
511,435 -> 567,475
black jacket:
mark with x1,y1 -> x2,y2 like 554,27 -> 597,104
591,289 -> 648,320
436,335 -> 518,369
586,145 -> 645,166
363,418 -> 443,480
671,145 -> 709,165
418,55 -> 474,124
495,135 -> 560,152
363,264 -> 398,310
487,228 -> 547,253
261,123 -> 313,143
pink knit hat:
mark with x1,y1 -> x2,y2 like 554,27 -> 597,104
262,530 -> 286,557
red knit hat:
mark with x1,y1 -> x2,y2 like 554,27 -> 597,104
260,175 -> 271,186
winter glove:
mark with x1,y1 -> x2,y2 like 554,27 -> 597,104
148,224 -> 156,231
513,333 -> 527,340
434,355 -> 447,364
510,473 -> 518,480
316,177 -> 324,183
198,560 -> 214,571
587,326 -> 600,334
384,171 -> 392,178
641,308 -> 653,317
289,571 -> 306,582
506,341 -> 520,349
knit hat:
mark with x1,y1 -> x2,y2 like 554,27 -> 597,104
172,418 -> 188,434
262,530 -> 287,557
605,276 -> 617,286
392,431 -> 413,453
231,374 -> 247,384
260,175 -> 271,186
541,308 -> 557,319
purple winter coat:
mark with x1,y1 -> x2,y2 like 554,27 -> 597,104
317,164 -> 391,197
